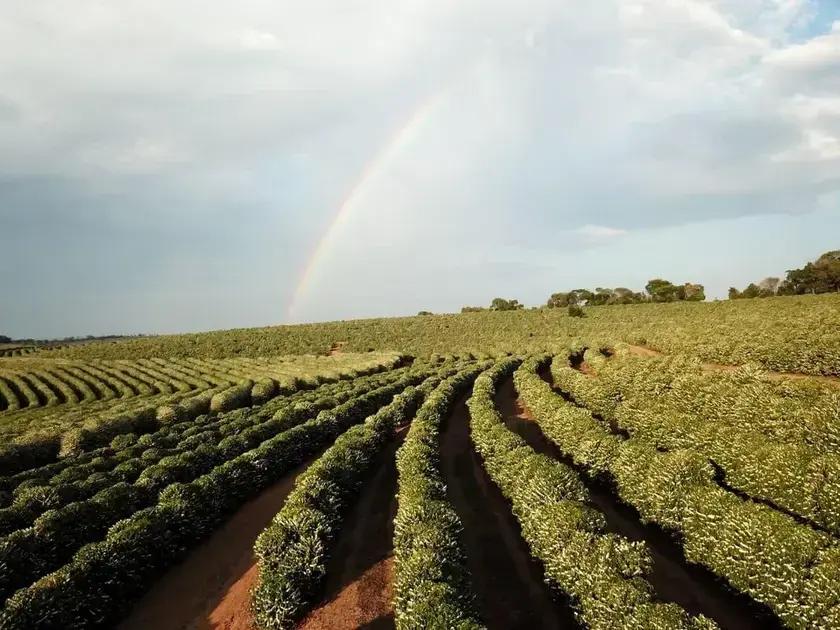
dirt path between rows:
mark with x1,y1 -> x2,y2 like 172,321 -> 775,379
626,344 -> 840,387
119,457 -> 317,630
440,394 -> 576,629
298,429 -> 407,630
511,374 -> 781,630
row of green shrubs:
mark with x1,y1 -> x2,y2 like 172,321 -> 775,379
392,364 -> 487,629
0,366 -> 408,527
0,366 -> 435,628
551,344 -> 840,536
0,355 -> 403,476
0,369 -> 429,607
0,355 -> 404,475
517,355 -> 840,630
470,359 -> 715,629
0,366 -> 414,538
250,366 -> 458,629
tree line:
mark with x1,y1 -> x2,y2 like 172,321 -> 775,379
730,250 -> 840,299
453,279 -> 704,315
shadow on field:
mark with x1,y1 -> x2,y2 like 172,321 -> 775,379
440,394 -> 579,630
502,373 -> 782,630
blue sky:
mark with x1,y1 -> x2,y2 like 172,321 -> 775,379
2,0 -> 839,338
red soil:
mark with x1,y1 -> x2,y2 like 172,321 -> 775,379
298,430 -> 407,630
625,344 -> 663,359
440,395 -> 576,629
118,458 -> 316,630
328,341 -> 348,356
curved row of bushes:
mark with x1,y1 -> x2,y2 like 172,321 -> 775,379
251,367 -> 456,629
0,366 -> 438,628
0,368 -> 431,607
551,345 -> 840,536
0,379 -> 20,413
0,367 -> 414,537
393,364 -> 487,629
469,359 -> 715,630
518,355 -> 840,630
1,362 -> 414,501
0,354 -> 403,476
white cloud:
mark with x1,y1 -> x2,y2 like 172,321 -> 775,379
574,225 -> 628,242
2,0 -> 840,331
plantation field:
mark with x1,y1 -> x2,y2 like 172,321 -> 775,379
0,297 -> 838,629
38,293 -> 840,376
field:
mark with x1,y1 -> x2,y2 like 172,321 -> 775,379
0,294 -> 838,629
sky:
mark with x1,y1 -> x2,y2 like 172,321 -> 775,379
2,0 -> 839,338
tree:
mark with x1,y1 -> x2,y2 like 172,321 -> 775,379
0,335 -> 11,344
741,283 -> 761,299
612,287 -> 645,304
546,292 -> 571,308
490,298 -> 524,311
728,287 -> 741,300
417,311 -> 433,316
461,306 -> 485,313
589,288 -> 614,306
683,283 -> 705,302
645,278 -> 679,302
568,289 -> 594,305
758,277 -> 781,295
778,251 -> 840,295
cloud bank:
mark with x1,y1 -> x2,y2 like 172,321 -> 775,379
1,1 -> 839,335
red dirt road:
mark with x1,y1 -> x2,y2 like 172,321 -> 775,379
119,458 -> 316,630
298,430 -> 406,630
440,395 -> 576,629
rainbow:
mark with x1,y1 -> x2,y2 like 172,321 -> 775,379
286,91 -> 446,322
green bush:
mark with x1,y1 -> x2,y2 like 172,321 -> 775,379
393,365 -> 486,629
517,354 -> 840,629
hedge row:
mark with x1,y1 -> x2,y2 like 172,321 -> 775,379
518,356 -> 840,630
393,364 -> 487,630
0,367 -> 438,628
551,345 -> 840,536
0,354 -> 402,476
0,369 -> 430,606
0,363 -> 411,507
0,379 -> 21,413
251,371 -> 448,629
470,359 -> 714,630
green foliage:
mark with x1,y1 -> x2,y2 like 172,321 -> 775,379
30,295 -> 840,377
568,304 -> 585,318
489,298 -> 524,311
779,250 -> 840,295
0,353 -> 402,474
0,367 -> 432,628
393,366 -> 487,629
251,363 -> 466,629
732,250 -> 840,298
470,359 -> 714,629
520,353 -> 840,629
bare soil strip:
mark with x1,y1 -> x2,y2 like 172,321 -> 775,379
298,429 -> 408,630
567,350 -> 594,376
505,375 -> 781,630
441,395 -> 577,630
118,457 -> 318,630
626,344 -> 840,387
